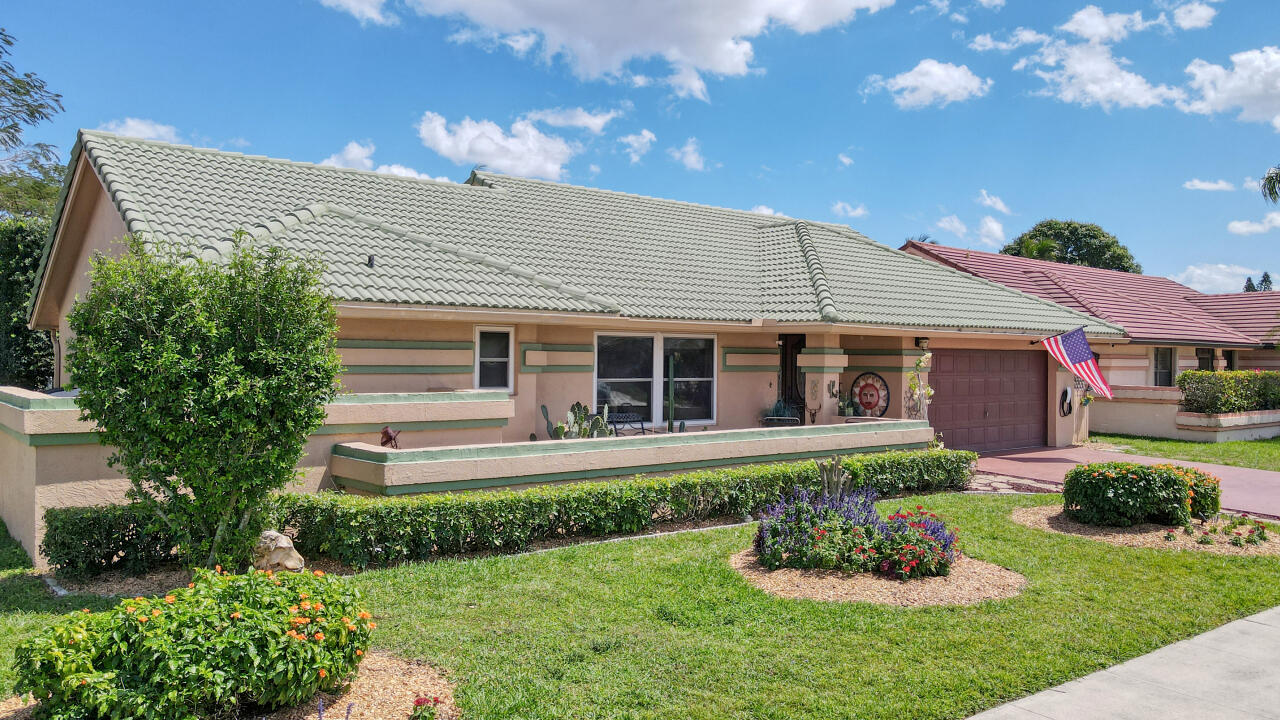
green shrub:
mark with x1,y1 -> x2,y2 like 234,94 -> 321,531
65,235 -> 342,569
42,504 -> 177,580
1177,369 -> 1280,414
1063,461 -> 1221,527
13,568 -> 373,719
43,449 -> 976,574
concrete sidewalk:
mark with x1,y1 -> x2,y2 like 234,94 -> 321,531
969,606 -> 1280,719
976,446 -> 1280,518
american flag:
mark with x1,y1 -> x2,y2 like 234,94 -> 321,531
1042,327 -> 1113,399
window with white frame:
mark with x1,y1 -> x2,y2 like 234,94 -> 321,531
475,328 -> 513,391
595,334 -> 715,424
1153,347 -> 1174,387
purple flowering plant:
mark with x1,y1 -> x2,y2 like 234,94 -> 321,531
754,488 -> 959,579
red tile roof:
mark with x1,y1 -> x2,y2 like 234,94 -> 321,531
902,241 -> 1270,347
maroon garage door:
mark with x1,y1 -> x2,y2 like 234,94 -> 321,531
929,349 -> 1047,453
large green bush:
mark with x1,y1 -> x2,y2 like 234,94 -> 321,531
1177,369 -> 1280,414
14,568 -> 374,719
45,449 -> 977,575
0,218 -> 54,389
1063,461 -> 1222,527
65,235 -> 342,569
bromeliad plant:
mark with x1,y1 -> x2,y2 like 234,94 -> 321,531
13,568 -> 374,719
753,488 -> 959,580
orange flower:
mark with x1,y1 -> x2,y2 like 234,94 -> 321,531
355,649 -> 363,656
358,611 -> 371,620
134,596 -> 145,602
313,570 -> 325,577
314,632 -> 325,641
214,565 -> 222,573
231,612 -> 242,620
299,593 -> 309,600
79,679 -> 87,686
151,609 -> 161,617
347,624 -> 357,632
81,608 -> 90,614
341,617 -> 351,624
164,595 -> 175,604
318,669 -> 327,679
126,606 -> 136,614
138,616 -> 149,623
289,605 -> 299,614
301,602 -> 312,611
367,622 -> 377,630
187,583 -> 195,589
315,602 -> 325,610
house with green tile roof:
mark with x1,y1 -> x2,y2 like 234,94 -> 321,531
0,130 -> 1128,561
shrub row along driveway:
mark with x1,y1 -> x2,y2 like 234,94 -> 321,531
977,445 -> 1280,518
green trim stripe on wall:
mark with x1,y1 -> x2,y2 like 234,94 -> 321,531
333,441 -> 931,495
332,419 -> 929,464
519,343 -> 594,374
337,339 -> 474,350
721,346 -> 780,373
0,389 -> 78,411
342,365 -> 473,375
844,348 -> 925,357
316,418 -> 507,435
330,391 -> 510,404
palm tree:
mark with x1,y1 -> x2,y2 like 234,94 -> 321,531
1265,165 -> 1280,204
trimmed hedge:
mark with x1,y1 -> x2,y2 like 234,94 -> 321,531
43,449 -> 977,574
1063,461 -> 1222,527
1178,369 -> 1280,414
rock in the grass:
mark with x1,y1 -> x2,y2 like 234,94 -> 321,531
253,530 -> 305,572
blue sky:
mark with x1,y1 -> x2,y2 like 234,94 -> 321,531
8,0 -> 1280,292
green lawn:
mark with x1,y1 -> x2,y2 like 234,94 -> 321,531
5,494 -> 1280,719
1092,432 -> 1280,472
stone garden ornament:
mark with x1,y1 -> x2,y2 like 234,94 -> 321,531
252,530 -> 306,572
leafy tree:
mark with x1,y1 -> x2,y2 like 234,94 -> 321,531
1261,271 -> 1274,292
1,157 -> 63,219
1244,277 -> 1258,292
1264,165 -> 1279,205
66,235 -> 342,568
0,218 -> 52,388
1001,220 -> 1142,273
0,28 -> 63,173
905,233 -> 935,244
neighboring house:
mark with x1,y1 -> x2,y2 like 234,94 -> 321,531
903,240 -> 1280,439
0,131 -> 1124,562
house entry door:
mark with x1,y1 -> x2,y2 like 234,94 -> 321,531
778,334 -> 806,425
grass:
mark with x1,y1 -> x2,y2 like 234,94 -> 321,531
351,493 -> 1280,720
5,494 -> 1280,718
1092,432 -> 1280,472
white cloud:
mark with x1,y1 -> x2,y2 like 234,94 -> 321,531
503,32 -> 539,54
225,136 -> 251,149
911,0 -> 949,15
1227,211 -> 1280,236
977,189 -> 1011,215
977,215 -> 1005,247
831,200 -> 868,218
969,27 -> 1049,52
1059,5 -> 1166,44
976,0 -> 1005,8
318,0 -> 397,25
1183,178 -> 1235,191
837,153 -> 854,167
320,140 -> 453,182
865,59 -> 993,109
1181,47 -> 1280,132
1173,2 -> 1216,30
97,117 -> 181,143
524,107 -> 622,134
667,137 -> 706,171
936,214 -> 967,237
618,129 -> 657,163
404,0 -> 894,100
1173,263 -> 1261,293
750,205 -> 782,215
1024,40 -> 1185,110
415,111 -> 577,180
588,163 -> 601,176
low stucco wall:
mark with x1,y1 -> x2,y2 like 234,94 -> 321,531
1177,409 -> 1280,442
0,387 -> 514,567
1090,385 -> 1183,439
330,419 -> 935,494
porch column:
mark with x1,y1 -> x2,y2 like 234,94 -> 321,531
798,334 -> 847,425
1213,349 -> 1228,371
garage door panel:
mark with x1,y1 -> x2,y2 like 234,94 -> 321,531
930,349 -> 1047,453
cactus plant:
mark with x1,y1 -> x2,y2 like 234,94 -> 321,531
817,455 -> 852,499
540,402 -> 615,439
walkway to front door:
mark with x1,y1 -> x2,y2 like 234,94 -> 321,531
974,445 -> 1280,518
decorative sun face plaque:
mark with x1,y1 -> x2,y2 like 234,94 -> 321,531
850,372 -> 890,417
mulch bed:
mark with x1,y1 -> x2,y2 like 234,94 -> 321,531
1011,505 -> 1280,556
729,549 -> 1026,606
0,651 -> 457,720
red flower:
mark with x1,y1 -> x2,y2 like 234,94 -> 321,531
415,697 -> 430,707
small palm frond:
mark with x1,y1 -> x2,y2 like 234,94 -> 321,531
1264,165 -> 1280,205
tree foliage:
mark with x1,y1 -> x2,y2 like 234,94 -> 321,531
1,157 -> 63,219
1001,219 -> 1142,273
0,28 -> 62,173
1261,272 -> 1274,292
0,218 -> 52,388
1245,276 -> 1258,293
1264,165 -> 1279,205
66,235 -> 342,568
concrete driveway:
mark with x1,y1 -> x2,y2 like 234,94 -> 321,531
976,445 -> 1280,518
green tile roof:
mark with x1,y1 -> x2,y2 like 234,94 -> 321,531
36,130 -> 1123,336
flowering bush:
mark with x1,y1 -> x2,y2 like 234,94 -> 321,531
753,489 -> 959,579
1063,461 -> 1221,527
13,568 -> 374,719
411,696 -> 443,719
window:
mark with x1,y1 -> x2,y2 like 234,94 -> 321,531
595,334 -> 716,424
475,328 -> 512,391
1196,347 -> 1214,371
1153,347 -> 1174,387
